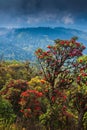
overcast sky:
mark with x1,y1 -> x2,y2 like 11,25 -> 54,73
0,0 -> 87,30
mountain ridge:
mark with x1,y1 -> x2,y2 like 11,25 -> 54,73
0,27 -> 87,61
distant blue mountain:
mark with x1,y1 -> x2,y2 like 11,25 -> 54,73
0,27 -> 87,61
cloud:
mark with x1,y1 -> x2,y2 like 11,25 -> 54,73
27,17 -> 40,25
26,13 -> 75,27
0,0 -> 87,27
0,0 -> 87,16
62,15 -> 74,24
26,13 -> 60,26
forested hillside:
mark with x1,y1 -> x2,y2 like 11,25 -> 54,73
0,37 -> 87,130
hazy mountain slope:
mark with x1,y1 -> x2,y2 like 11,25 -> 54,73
0,27 -> 87,61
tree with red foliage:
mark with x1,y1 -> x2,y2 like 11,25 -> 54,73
1,79 -> 29,116
35,37 -> 86,130
19,90 -> 43,118
35,37 -> 85,102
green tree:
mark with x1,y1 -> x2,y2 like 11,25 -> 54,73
0,96 -> 16,129
72,55 -> 87,130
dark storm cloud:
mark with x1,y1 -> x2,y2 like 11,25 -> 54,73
0,0 -> 87,15
0,0 -> 87,28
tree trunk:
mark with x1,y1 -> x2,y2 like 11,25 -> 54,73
50,125 -> 55,130
49,121 -> 55,130
66,116 -> 69,130
77,110 -> 84,130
